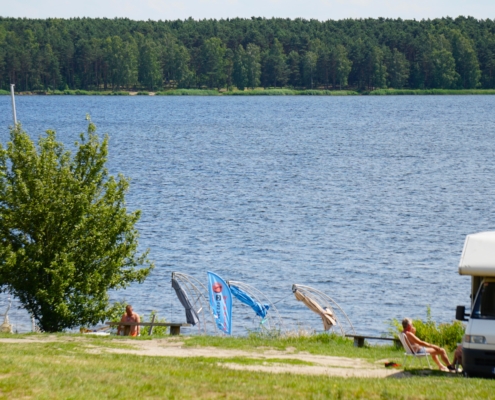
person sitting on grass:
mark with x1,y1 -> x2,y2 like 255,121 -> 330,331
402,318 -> 454,372
117,305 -> 140,337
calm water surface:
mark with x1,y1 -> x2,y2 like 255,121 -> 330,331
1,95 -> 494,335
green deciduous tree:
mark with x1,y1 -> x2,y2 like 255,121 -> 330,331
0,121 -> 154,332
42,44 -> 61,90
431,48 -> 459,89
138,37 -> 162,90
330,45 -> 352,89
451,31 -> 481,89
262,39 -> 289,87
365,46 -> 387,89
233,44 -> 247,90
200,37 -> 226,89
316,49 -> 331,89
160,36 -> 193,88
385,48 -> 409,89
302,51 -> 318,89
245,43 -> 261,89
3,17 -> 495,91
419,34 -> 459,89
103,36 -> 138,90
224,48 -> 234,90
287,51 -> 301,87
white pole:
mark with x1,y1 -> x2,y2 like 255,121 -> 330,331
10,84 -> 17,126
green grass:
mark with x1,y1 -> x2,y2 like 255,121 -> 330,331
155,89 -> 220,95
298,89 -> 359,95
0,89 -> 10,95
35,89 -> 130,95
215,356 -> 315,366
42,89 -> 130,95
226,89 -> 358,95
368,89 -> 495,95
0,336 -> 493,399
12,88 -> 495,96
185,332 -> 402,361
226,89 -> 297,95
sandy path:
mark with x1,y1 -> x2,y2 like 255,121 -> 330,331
0,337 -> 407,378
94,339 -> 407,378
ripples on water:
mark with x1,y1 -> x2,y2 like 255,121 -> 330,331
1,95 -> 494,335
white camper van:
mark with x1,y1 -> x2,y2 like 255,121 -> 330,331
456,231 -> 495,377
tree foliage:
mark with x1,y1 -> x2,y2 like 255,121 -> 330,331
0,121 -> 153,332
1,16 -> 495,90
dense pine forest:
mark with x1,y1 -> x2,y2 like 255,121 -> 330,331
1,16 -> 494,91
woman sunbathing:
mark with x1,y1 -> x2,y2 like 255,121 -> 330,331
402,318 -> 455,372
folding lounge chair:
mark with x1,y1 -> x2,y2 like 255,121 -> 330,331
399,332 -> 432,369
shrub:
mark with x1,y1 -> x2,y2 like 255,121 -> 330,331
0,120 -> 154,331
388,307 -> 465,351
139,311 -> 168,336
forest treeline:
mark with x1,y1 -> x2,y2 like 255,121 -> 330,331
1,16 -> 495,91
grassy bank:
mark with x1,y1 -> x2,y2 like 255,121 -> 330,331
155,89 -> 220,95
46,90 -> 130,95
367,89 -> 495,95
155,88 -> 357,95
4,88 -> 495,96
0,88 -> 356,96
0,334 -> 493,399
224,89 -> 358,96
0,90 -> 130,95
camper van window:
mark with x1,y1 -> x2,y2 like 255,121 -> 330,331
472,282 -> 495,319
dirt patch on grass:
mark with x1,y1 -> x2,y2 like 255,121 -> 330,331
85,338 -> 408,378
0,336 -> 59,344
0,336 -> 410,378
220,363 -> 407,378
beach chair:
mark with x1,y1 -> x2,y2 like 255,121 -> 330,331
399,333 -> 432,369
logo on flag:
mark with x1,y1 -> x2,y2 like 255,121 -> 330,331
207,271 -> 232,335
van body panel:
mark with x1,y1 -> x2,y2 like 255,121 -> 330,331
458,233 -> 495,377
464,319 -> 495,349
458,232 -> 495,270
462,318 -> 495,351
462,348 -> 495,376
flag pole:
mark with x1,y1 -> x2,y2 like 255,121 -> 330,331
10,84 -> 17,126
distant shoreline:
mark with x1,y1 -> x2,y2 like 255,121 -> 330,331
3,89 -> 495,96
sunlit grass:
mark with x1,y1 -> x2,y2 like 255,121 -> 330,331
185,332 -> 403,361
0,337 -> 493,399
156,89 -> 220,95
226,89 -> 358,95
369,89 -> 495,95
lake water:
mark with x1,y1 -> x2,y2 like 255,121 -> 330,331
1,95 -> 494,336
